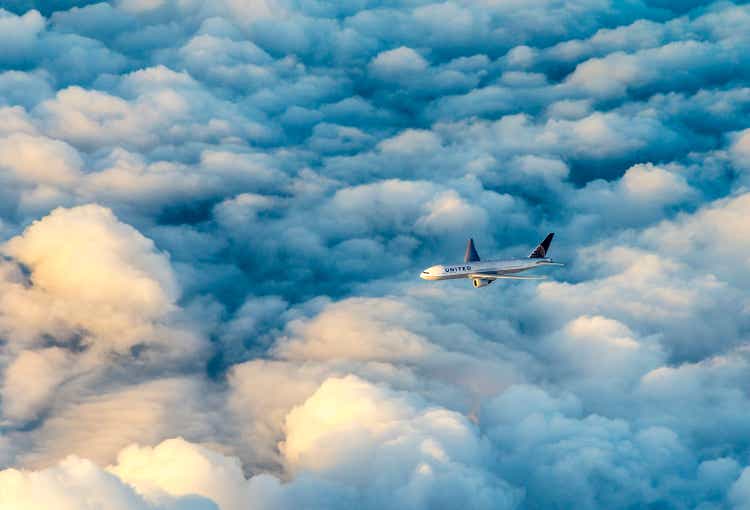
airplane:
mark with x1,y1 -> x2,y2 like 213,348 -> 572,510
420,233 -> 562,288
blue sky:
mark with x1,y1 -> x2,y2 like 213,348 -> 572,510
1,1 -> 750,509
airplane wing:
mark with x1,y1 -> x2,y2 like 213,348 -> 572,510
469,273 -> 547,280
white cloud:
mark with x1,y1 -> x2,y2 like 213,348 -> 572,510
0,205 -> 209,428
369,47 -> 429,80
280,375 -> 521,509
618,163 -> 692,202
110,437 -> 250,510
275,297 -> 436,362
1,348 -> 74,423
0,9 -> 44,64
572,163 -> 696,229
1,204 -> 182,350
0,455 -> 206,510
640,192 -> 750,286
377,129 -> 441,155
547,315 -> 663,381
1,399 -> 521,510
36,86 -> 179,150
0,133 -> 82,186
15,377 -> 223,468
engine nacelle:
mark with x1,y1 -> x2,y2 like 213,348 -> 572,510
472,278 -> 492,288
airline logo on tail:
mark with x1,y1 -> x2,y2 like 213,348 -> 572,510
528,233 -> 554,259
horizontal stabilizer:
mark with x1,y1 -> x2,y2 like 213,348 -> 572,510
529,233 -> 554,259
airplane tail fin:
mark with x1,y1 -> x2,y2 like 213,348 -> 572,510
529,233 -> 554,259
464,238 -> 480,263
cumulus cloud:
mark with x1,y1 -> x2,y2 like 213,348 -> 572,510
0,205 -> 209,432
369,46 -> 429,82
1,378 -> 521,510
0,454 -> 213,510
1,204 -> 182,349
0,133 -> 81,182
11,376 -> 224,469
1,347 -> 74,423
569,162 -> 696,231
481,384 -> 712,509
281,375 -> 521,509
275,297 -> 436,362
0,9 -> 44,65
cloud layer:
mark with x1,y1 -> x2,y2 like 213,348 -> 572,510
1,1 -> 750,509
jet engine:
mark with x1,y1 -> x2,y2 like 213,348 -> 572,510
472,278 -> 492,288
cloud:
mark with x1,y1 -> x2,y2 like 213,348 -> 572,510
480,384 -> 730,509
0,9 -> 44,66
0,70 -> 53,108
570,163 -> 696,230
12,377 -> 224,469
639,192 -> 750,287
369,46 -> 429,81
1,204 -> 182,348
544,315 -> 664,381
225,290 -> 529,470
730,128 -> 750,172
0,133 -> 82,186
0,205 -> 209,430
1,347 -> 74,423
281,375 -> 521,509
2,399 -> 521,510
0,453 -> 215,510
275,297 -> 437,362
109,438 -> 252,510
377,128 -> 441,154
121,373 -> 522,510
730,467 -> 750,510
50,3 -> 136,42
538,191 -> 750,364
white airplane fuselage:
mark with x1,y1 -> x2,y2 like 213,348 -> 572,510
420,258 -> 556,281
421,234 -> 561,287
